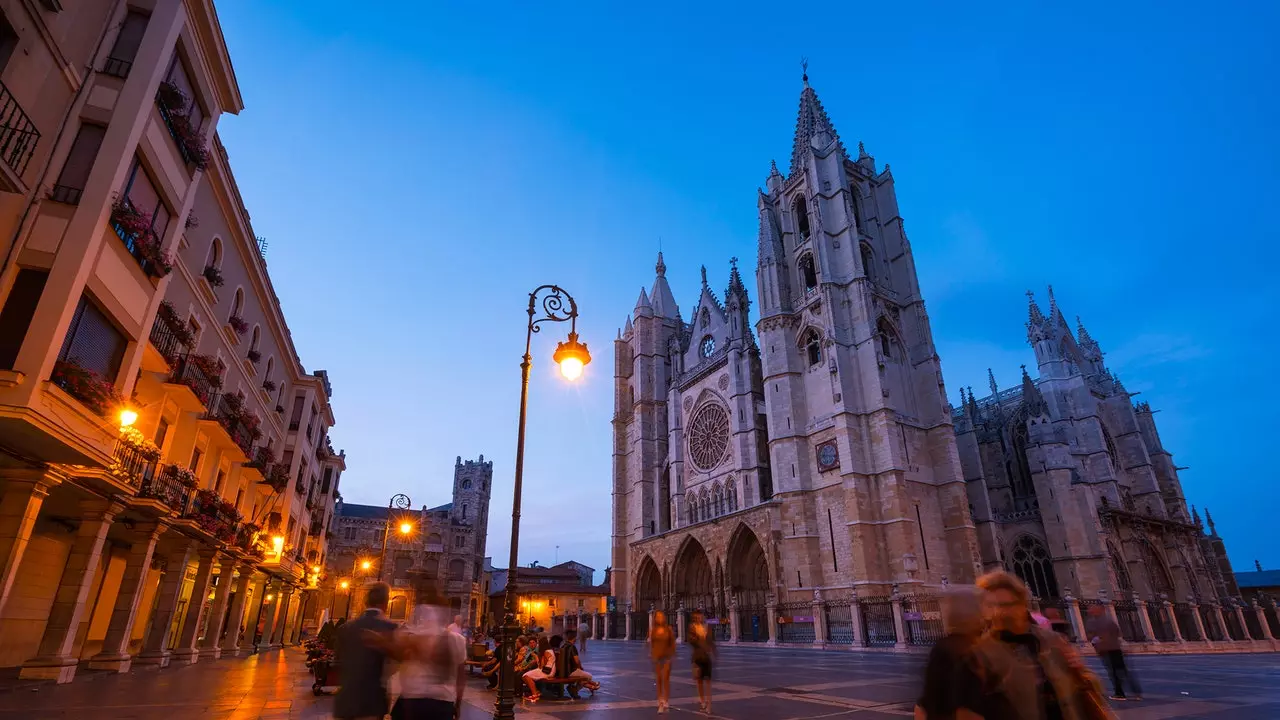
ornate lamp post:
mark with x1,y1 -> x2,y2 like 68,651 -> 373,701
378,493 -> 413,583
493,285 -> 590,720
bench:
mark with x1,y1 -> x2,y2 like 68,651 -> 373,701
536,677 -> 596,700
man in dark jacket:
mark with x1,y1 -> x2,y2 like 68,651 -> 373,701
334,582 -> 396,720
1085,604 -> 1142,701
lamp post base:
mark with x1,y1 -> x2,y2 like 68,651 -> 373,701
492,611 -> 521,720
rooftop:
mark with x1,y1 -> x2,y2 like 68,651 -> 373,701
1236,570 -> 1280,589
337,501 -> 452,520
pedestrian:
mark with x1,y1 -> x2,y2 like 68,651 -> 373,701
447,614 -> 463,635
333,582 -> 396,720
914,586 -> 985,720
971,571 -> 1114,720
687,609 -> 715,715
578,620 -> 590,655
1085,604 -> 1142,702
367,585 -> 467,720
649,611 -> 676,714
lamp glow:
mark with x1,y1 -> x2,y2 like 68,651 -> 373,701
360,560 -> 372,571
398,521 -> 412,535
553,331 -> 591,381
118,408 -> 138,428
272,535 -> 285,556
312,565 -> 321,574
340,580 -> 350,590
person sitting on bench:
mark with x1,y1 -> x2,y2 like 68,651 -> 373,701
556,628 -> 601,693
521,635 -> 558,701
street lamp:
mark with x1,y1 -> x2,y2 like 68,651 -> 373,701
378,493 -> 413,583
494,285 -> 590,720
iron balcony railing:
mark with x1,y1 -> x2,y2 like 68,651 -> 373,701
0,80 -> 39,178
138,464 -> 194,511
112,438 -> 157,488
149,312 -> 186,365
205,393 -> 255,457
245,445 -> 274,471
169,354 -> 218,407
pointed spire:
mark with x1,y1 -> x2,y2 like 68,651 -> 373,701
727,256 -> 745,294
649,252 -> 679,319
1047,285 -> 1065,325
624,315 -> 633,334
655,251 -> 667,277
1205,508 -> 1217,536
1026,290 -> 1048,345
1191,505 -> 1202,527
988,368 -> 999,397
1021,364 -> 1047,416
634,286 -> 650,312
858,141 -> 867,158
1076,315 -> 1102,362
769,159 -> 781,177
757,203 -> 783,263
966,386 -> 981,419
700,265 -> 708,287
789,71 -> 844,177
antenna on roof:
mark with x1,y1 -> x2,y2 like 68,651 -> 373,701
256,236 -> 268,259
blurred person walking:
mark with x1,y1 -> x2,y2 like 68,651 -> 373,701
334,583 -> 396,720
1085,604 -> 1142,702
649,611 -> 676,713
687,609 -> 716,715
915,587 -> 985,720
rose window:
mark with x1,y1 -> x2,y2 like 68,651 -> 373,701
687,404 -> 730,471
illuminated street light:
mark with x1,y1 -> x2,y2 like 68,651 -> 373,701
553,331 -> 591,381
360,559 -> 372,571
399,521 -> 412,535
118,408 -> 138,428
378,494 -> 412,583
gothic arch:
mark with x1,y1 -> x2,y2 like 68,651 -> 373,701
799,326 -> 823,367
726,477 -> 738,512
798,252 -> 818,292
726,523 -> 771,605
792,195 -> 811,242
672,536 -> 714,610
712,481 -> 724,517
876,316 -> 903,362
635,555 -> 662,610
1138,540 -> 1175,600
1007,534 -> 1058,599
1101,422 -> 1120,472
860,242 -> 876,283
1107,541 -> 1133,593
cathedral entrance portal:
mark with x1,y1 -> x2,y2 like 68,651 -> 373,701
672,538 -> 715,621
635,556 -> 662,611
727,524 -> 770,642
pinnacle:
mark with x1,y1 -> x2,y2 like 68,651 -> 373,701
1026,290 -> 1046,326
655,251 -> 667,277
789,76 -> 843,178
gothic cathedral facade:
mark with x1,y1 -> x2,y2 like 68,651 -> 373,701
611,77 -> 981,622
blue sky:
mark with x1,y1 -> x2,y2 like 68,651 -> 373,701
214,1 -> 1279,578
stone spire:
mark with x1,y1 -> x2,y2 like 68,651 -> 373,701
1026,291 -> 1048,344
1076,315 -> 1103,361
988,368 -> 999,397
1192,505 -> 1202,529
966,386 -> 981,420
757,200 -> 783,263
1205,508 -> 1218,537
1047,285 -> 1066,326
624,315 -> 633,334
649,252 -> 679,319
727,256 -> 746,296
1021,364 -> 1047,416
634,286 -> 651,314
700,265 -> 708,287
789,70 -> 844,178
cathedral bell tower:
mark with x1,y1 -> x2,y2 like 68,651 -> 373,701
754,72 -> 979,590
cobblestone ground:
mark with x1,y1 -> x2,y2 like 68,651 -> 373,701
0,643 -> 1275,719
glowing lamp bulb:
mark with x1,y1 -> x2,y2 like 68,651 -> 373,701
340,580 -> 350,590
399,522 -> 412,535
272,536 -> 285,556
558,356 -> 584,381
119,409 -> 138,428
312,566 -> 321,574
553,332 -> 591,382
361,560 -> 372,571
265,593 -> 274,602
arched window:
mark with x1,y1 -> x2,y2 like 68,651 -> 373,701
1109,543 -> 1133,592
860,243 -> 876,283
803,328 -> 822,366
793,196 -> 810,242
1008,535 -> 1059,599
231,288 -> 243,320
462,479 -> 471,489
1139,541 -> 1175,598
687,499 -> 696,526
1101,424 -> 1120,471
877,318 -> 899,361
207,238 -> 222,268
462,504 -> 468,519
249,326 -> 260,352
389,595 -> 407,620
701,493 -> 710,521
726,480 -> 737,512
850,193 -> 861,229
264,357 -> 274,381
799,253 -> 817,293
712,484 -> 724,517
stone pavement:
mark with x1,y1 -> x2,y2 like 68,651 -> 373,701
0,642 -> 1275,719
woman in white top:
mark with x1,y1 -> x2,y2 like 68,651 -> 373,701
373,601 -> 466,720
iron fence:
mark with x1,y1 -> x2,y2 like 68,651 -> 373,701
900,594 -> 944,646
1113,599 -> 1145,643
0,79 -> 39,177
775,601 -> 816,644
1037,597 -> 1079,642
112,437 -> 157,488
169,354 -> 219,407
607,611 -> 626,639
859,596 -> 897,647
823,597 -> 855,645
1173,602 -> 1201,641
1223,607 -> 1245,641
138,464 -> 192,511
1199,605 -> 1224,641
735,601 -> 770,643
630,610 -> 648,640
1147,602 -> 1175,642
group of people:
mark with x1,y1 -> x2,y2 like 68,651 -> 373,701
916,570 -> 1133,720
646,608 -> 715,714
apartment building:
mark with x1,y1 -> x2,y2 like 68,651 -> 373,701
0,0 -> 342,683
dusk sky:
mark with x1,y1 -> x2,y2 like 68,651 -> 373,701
214,1 -> 1278,578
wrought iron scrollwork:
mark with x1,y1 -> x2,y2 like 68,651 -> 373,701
528,285 -> 579,335
390,493 -> 411,510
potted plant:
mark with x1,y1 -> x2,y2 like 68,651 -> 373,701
202,265 -> 224,287
247,349 -> 262,363
227,315 -> 248,335
262,379 -> 277,392
110,198 -> 152,241
50,358 -> 121,417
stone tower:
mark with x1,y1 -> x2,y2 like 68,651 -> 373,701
752,74 -> 979,590
452,455 -> 493,561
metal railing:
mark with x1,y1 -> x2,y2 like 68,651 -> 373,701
138,464 -> 193,511
205,393 -> 255,457
900,594 -> 945,646
823,597 -> 855,645
169,354 -> 218,407
0,80 -> 39,178
775,601 -> 816,644
149,313 -> 186,365
1113,599 -> 1145,642
859,597 -> 897,647
1147,602 -> 1175,642
111,438 -> 157,488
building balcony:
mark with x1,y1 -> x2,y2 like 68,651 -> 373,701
309,519 -> 323,537
243,445 -> 274,483
180,489 -> 240,544
201,392 -> 257,460
261,464 -> 289,494
0,79 -> 39,192
144,306 -> 194,373
109,199 -> 170,279
136,464 -> 196,513
165,354 -> 221,412
108,436 -> 159,490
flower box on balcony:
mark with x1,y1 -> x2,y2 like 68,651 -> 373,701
110,198 -> 171,278
247,349 -> 262,364
262,379 -> 277,393
156,81 -> 211,171
138,464 -> 195,511
202,265 -> 224,288
50,359 -> 121,417
227,315 -> 249,336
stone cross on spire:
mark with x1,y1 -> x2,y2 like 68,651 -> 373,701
700,265 -> 708,286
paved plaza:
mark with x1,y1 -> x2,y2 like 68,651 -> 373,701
0,642 -> 1276,719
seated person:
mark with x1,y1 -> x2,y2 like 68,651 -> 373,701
522,635 -> 559,701
556,628 -> 601,693
480,650 -> 501,689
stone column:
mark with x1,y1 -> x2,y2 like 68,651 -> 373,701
1189,601 -> 1209,644
271,586 -> 295,646
766,596 -> 779,647
1214,603 -> 1231,642
596,612 -> 605,641
88,521 -> 165,671
849,591 -> 865,648
1232,602 -> 1251,642
290,590 -> 311,645
624,604 -> 632,640
1253,600 -> 1275,641
811,590 -> 826,648
198,562 -> 236,658
1133,593 -> 1154,643
890,592 -> 908,650
248,578 -> 274,650
728,598 -> 740,644
222,568 -> 255,655
20,500 -> 123,683
1064,592 -> 1086,644
136,543 -> 197,666
676,601 -> 687,643
1164,600 -> 1183,643
0,471 -> 60,619
260,582 -> 284,648
170,549 -> 218,664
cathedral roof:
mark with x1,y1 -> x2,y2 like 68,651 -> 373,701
649,252 -> 680,319
789,73 -> 844,178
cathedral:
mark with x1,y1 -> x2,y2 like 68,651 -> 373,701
609,76 -> 1235,629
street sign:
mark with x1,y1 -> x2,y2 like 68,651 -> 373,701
606,596 -> 617,612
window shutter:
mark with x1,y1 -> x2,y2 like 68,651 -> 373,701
53,125 -> 106,202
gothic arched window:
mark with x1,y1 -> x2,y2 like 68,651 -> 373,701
700,493 -> 710,522
861,243 -> 876,284
1009,535 -> 1059,599
793,196 -> 810,242
799,253 -> 818,294
1139,541 -> 1175,598
803,329 -> 822,367
1101,424 -> 1120,472
712,484 -> 724,517
687,499 -> 696,526
726,480 -> 738,512
1108,543 -> 1133,593
877,318 -> 899,361
230,288 -> 244,321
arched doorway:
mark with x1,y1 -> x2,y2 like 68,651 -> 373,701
635,556 -> 662,611
1139,541 -> 1175,599
672,537 -> 714,612
726,524 -> 770,642
1008,535 -> 1058,599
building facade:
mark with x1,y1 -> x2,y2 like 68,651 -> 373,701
321,456 -> 492,626
955,290 -> 1238,606
611,76 -> 981,631
487,561 -> 607,633
0,0 -> 342,682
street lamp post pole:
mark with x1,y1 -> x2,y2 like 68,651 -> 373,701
378,493 -> 412,584
494,285 -> 590,720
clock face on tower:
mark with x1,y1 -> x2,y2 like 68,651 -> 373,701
816,441 -> 839,471
700,335 -> 716,358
